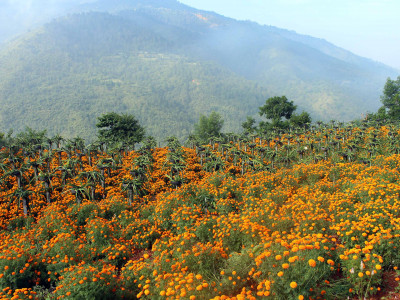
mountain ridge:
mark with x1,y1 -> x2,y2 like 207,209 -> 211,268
0,0 -> 398,141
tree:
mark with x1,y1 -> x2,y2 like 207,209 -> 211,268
367,106 -> 387,121
290,111 -> 312,128
15,127 -> 47,148
0,132 -> 4,148
241,116 -> 257,134
96,112 -> 145,148
258,96 -> 296,131
194,111 -> 224,143
380,76 -> 400,119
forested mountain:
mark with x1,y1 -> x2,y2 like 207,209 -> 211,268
0,0 -> 398,141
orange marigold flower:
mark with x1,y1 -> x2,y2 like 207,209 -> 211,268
308,259 -> 316,267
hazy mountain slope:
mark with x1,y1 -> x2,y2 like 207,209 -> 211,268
0,12 -> 267,141
0,0 -> 398,141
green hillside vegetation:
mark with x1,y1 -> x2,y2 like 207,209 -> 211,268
0,0 -> 398,141
0,13 -> 268,141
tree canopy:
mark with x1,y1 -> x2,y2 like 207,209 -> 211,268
381,76 -> 400,119
96,112 -> 145,147
254,96 -> 312,132
259,96 -> 296,121
14,127 -> 47,148
194,111 -> 224,144
241,116 -> 257,134
258,96 -> 296,131
0,132 -> 4,148
289,111 -> 312,129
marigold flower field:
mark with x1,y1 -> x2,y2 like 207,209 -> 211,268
1,122 -> 400,299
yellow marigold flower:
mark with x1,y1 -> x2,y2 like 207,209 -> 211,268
358,272 -> 364,277
376,264 -> 382,270
290,281 -> 297,288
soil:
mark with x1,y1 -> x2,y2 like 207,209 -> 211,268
366,271 -> 400,300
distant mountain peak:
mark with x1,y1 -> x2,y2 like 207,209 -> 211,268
75,0 -> 188,12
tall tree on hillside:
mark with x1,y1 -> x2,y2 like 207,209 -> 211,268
241,116 -> 257,134
381,76 -> 400,119
290,111 -> 312,128
96,112 -> 145,148
258,96 -> 296,131
0,132 -> 4,148
194,111 -> 224,144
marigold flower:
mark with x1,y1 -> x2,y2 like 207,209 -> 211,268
308,259 -> 316,267
282,263 -> 289,269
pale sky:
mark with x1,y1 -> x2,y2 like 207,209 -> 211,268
179,0 -> 400,70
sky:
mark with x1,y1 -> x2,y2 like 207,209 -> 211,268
179,0 -> 400,70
